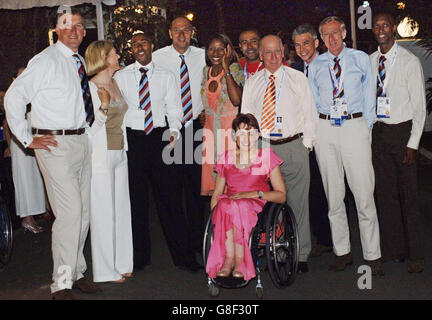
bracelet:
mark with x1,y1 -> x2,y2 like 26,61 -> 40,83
99,107 -> 108,114
223,72 -> 232,78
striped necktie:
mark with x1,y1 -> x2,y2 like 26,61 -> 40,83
305,65 -> 309,78
261,75 -> 276,135
333,57 -> 344,98
180,54 -> 193,128
139,67 -> 153,135
72,54 -> 94,126
376,56 -> 386,98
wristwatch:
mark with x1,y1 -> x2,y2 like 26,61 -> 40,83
258,191 -> 264,199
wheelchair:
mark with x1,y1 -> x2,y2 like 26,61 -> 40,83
0,186 -> 13,269
203,201 -> 299,299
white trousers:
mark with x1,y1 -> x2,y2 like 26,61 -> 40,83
35,135 -> 91,293
314,118 -> 381,261
90,149 -> 133,282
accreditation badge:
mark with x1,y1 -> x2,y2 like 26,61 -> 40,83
270,116 -> 283,137
336,98 -> 348,123
377,97 -> 391,119
330,100 -> 342,127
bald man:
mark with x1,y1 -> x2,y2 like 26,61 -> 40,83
241,35 -> 318,273
153,17 -> 206,261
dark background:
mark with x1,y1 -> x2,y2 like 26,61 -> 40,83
0,0 -> 430,92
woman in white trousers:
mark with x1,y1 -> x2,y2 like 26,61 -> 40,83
85,40 -> 133,283
10,113 -> 46,233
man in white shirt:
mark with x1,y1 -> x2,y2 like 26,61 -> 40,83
370,13 -> 426,273
114,32 -> 201,273
4,8 -> 101,299
241,34 -> 318,273
152,17 -> 206,255
291,24 -> 332,259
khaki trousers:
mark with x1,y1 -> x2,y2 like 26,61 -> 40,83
314,118 -> 381,261
35,134 -> 91,293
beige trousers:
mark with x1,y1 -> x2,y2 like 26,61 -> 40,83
35,134 -> 91,293
314,118 -> 381,261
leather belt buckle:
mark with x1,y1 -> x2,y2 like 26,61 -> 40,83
32,128 -> 85,135
270,133 -> 301,145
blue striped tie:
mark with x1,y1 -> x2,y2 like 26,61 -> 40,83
376,56 -> 386,98
73,54 -> 94,126
139,67 -> 153,135
180,55 -> 193,128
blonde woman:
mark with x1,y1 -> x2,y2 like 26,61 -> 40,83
85,40 -> 133,283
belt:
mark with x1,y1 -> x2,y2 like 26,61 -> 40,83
319,112 -> 363,120
374,120 -> 412,128
269,133 -> 301,145
32,128 -> 85,135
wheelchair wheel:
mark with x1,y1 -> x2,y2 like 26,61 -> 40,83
0,200 -> 13,266
265,203 -> 299,289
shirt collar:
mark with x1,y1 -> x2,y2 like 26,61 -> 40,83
171,45 -> 191,58
56,40 -> 78,58
264,65 -> 283,79
378,41 -> 397,59
304,52 -> 320,67
327,44 -> 347,62
135,60 -> 154,73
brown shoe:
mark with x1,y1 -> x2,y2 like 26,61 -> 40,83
72,277 -> 102,294
365,258 -> 384,276
329,252 -> 353,271
51,289 -> 75,300
407,259 -> 424,273
310,244 -> 333,258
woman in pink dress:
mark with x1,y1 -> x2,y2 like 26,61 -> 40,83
206,114 -> 286,280
200,34 -> 244,196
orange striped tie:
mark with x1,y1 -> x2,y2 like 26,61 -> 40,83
261,75 -> 276,134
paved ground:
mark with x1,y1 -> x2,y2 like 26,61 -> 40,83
1,135 -> 432,302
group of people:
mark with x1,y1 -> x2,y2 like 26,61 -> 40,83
2,6 -> 427,300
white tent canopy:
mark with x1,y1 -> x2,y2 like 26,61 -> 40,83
0,0 -> 116,39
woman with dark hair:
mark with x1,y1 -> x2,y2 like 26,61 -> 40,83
201,33 -> 244,196
206,113 -> 286,280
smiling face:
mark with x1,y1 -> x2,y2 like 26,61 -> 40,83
373,14 -> 396,50
56,13 -> 86,52
321,20 -> 346,57
207,38 -> 226,66
105,47 -> 120,72
131,34 -> 154,66
260,35 -> 284,74
239,30 -> 260,62
235,122 -> 260,150
169,17 -> 193,54
294,33 -> 319,64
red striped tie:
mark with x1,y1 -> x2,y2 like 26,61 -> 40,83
261,75 -> 276,134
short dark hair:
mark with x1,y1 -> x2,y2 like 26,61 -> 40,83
232,113 -> 260,133
373,12 -> 396,26
239,29 -> 261,42
205,33 -> 237,67
292,24 -> 318,41
130,31 -> 154,44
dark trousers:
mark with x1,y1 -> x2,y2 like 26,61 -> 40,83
177,118 -> 205,252
127,127 -> 195,267
309,149 -> 332,247
372,120 -> 424,261
0,141 -> 15,218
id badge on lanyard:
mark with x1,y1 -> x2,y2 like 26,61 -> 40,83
270,116 -> 283,137
329,62 -> 345,127
377,97 -> 391,118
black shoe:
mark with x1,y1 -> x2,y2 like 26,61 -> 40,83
297,262 -> 309,273
176,260 -> 203,274
329,252 -> 353,271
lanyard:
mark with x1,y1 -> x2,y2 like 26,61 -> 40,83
328,58 -> 344,98
377,43 -> 398,96
244,61 -> 263,80
264,67 -> 285,107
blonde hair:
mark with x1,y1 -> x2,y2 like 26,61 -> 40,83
85,40 -> 114,76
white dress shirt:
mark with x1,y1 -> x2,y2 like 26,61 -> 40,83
114,61 -> 182,133
4,41 -> 87,148
241,65 -> 318,149
370,42 -> 426,149
152,45 -> 206,119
